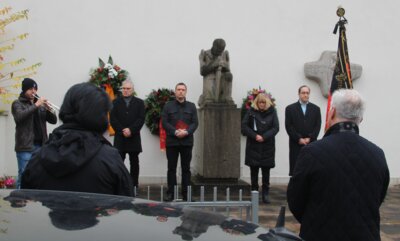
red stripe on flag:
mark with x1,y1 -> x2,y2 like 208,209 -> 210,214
325,92 -> 332,131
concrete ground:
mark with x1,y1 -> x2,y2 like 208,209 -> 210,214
138,184 -> 400,241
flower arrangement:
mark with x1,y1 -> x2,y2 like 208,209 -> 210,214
144,88 -> 175,135
89,55 -> 128,96
241,87 -> 276,118
0,175 -> 16,188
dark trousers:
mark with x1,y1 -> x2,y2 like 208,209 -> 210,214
250,166 -> 270,191
166,145 -> 193,197
119,151 -> 140,187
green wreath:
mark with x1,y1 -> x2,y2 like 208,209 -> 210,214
144,88 -> 175,135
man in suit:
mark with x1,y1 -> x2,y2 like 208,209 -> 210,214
287,89 -> 389,241
110,79 -> 145,191
285,85 -> 321,176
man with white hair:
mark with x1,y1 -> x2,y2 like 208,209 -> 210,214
110,79 -> 145,193
287,89 -> 390,241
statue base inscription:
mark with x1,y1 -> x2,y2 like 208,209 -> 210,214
193,103 -> 241,182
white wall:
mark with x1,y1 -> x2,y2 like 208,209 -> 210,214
1,0 -> 399,184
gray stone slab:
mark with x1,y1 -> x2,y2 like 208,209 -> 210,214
193,103 -> 241,180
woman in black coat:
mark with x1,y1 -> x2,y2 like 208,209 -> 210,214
241,93 -> 279,203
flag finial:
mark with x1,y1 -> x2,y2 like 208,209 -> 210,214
336,7 -> 345,17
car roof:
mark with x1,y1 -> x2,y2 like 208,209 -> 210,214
1,189 -> 269,241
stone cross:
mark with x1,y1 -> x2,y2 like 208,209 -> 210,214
304,51 -> 363,98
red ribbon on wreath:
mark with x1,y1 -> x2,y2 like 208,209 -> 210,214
159,119 -> 166,151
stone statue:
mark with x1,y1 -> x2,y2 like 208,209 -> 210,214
198,39 -> 233,107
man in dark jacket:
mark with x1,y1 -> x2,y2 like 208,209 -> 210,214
110,80 -> 145,190
285,85 -> 321,176
21,83 -> 134,197
11,78 -> 57,188
161,82 -> 198,201
287,89 -> 390,241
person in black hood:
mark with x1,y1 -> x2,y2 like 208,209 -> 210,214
21,83 -> 135,197
241,93 -> 279,204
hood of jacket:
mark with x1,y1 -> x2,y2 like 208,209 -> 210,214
37,123 -> 110,178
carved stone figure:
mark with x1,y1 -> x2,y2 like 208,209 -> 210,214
304,51 -> 362,97
198,39 -> 233,107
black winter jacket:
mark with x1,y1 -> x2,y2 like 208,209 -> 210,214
287,122 -> 390,241
161,100 -> 198,147
241,107 -> 279,167
11,95 -> 57,151
21,123 -> 134,197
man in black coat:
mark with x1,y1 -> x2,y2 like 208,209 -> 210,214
285,85 -> 321,176
287,89 -> 390,241
161,82 -> 198,201
110,80 -> 145,189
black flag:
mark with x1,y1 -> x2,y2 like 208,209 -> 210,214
325,13 -> 353,130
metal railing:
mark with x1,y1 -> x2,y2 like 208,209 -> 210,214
134,185 -> 259,224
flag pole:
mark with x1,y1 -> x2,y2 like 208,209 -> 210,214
325,7 -> 353,131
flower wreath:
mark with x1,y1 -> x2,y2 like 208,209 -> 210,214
0,175 -> 16,188
144,88 -> 175,135
89,55 -> 128,97
89,56 -> 128,135
241,87 -> 276,118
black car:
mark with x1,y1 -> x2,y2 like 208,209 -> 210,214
0,189 -> 302,241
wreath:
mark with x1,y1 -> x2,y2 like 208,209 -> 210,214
144,88 -> 175,135
89,55 -> 128,96
241,87 -> 276,118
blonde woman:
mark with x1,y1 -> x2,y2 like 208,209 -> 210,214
241,93 -> 279,203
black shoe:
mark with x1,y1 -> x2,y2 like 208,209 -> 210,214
262,186 -> 270,204
262,194 -> 271,204
164,195 -> 174,202
262,193 -> 271,204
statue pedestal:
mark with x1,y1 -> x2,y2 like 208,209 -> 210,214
193,103 -> 242,184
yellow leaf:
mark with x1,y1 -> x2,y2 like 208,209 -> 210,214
0,9 -> 29,29
17,33 -> 29,40
0,44 -> 14,52
0,7 -> 12,16
9,58 -> 26,66
11,72 -> 36,81
22,63 -> 41,72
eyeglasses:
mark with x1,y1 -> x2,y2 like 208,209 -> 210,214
258,101 -> 266,104
121,87 -> 132,90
